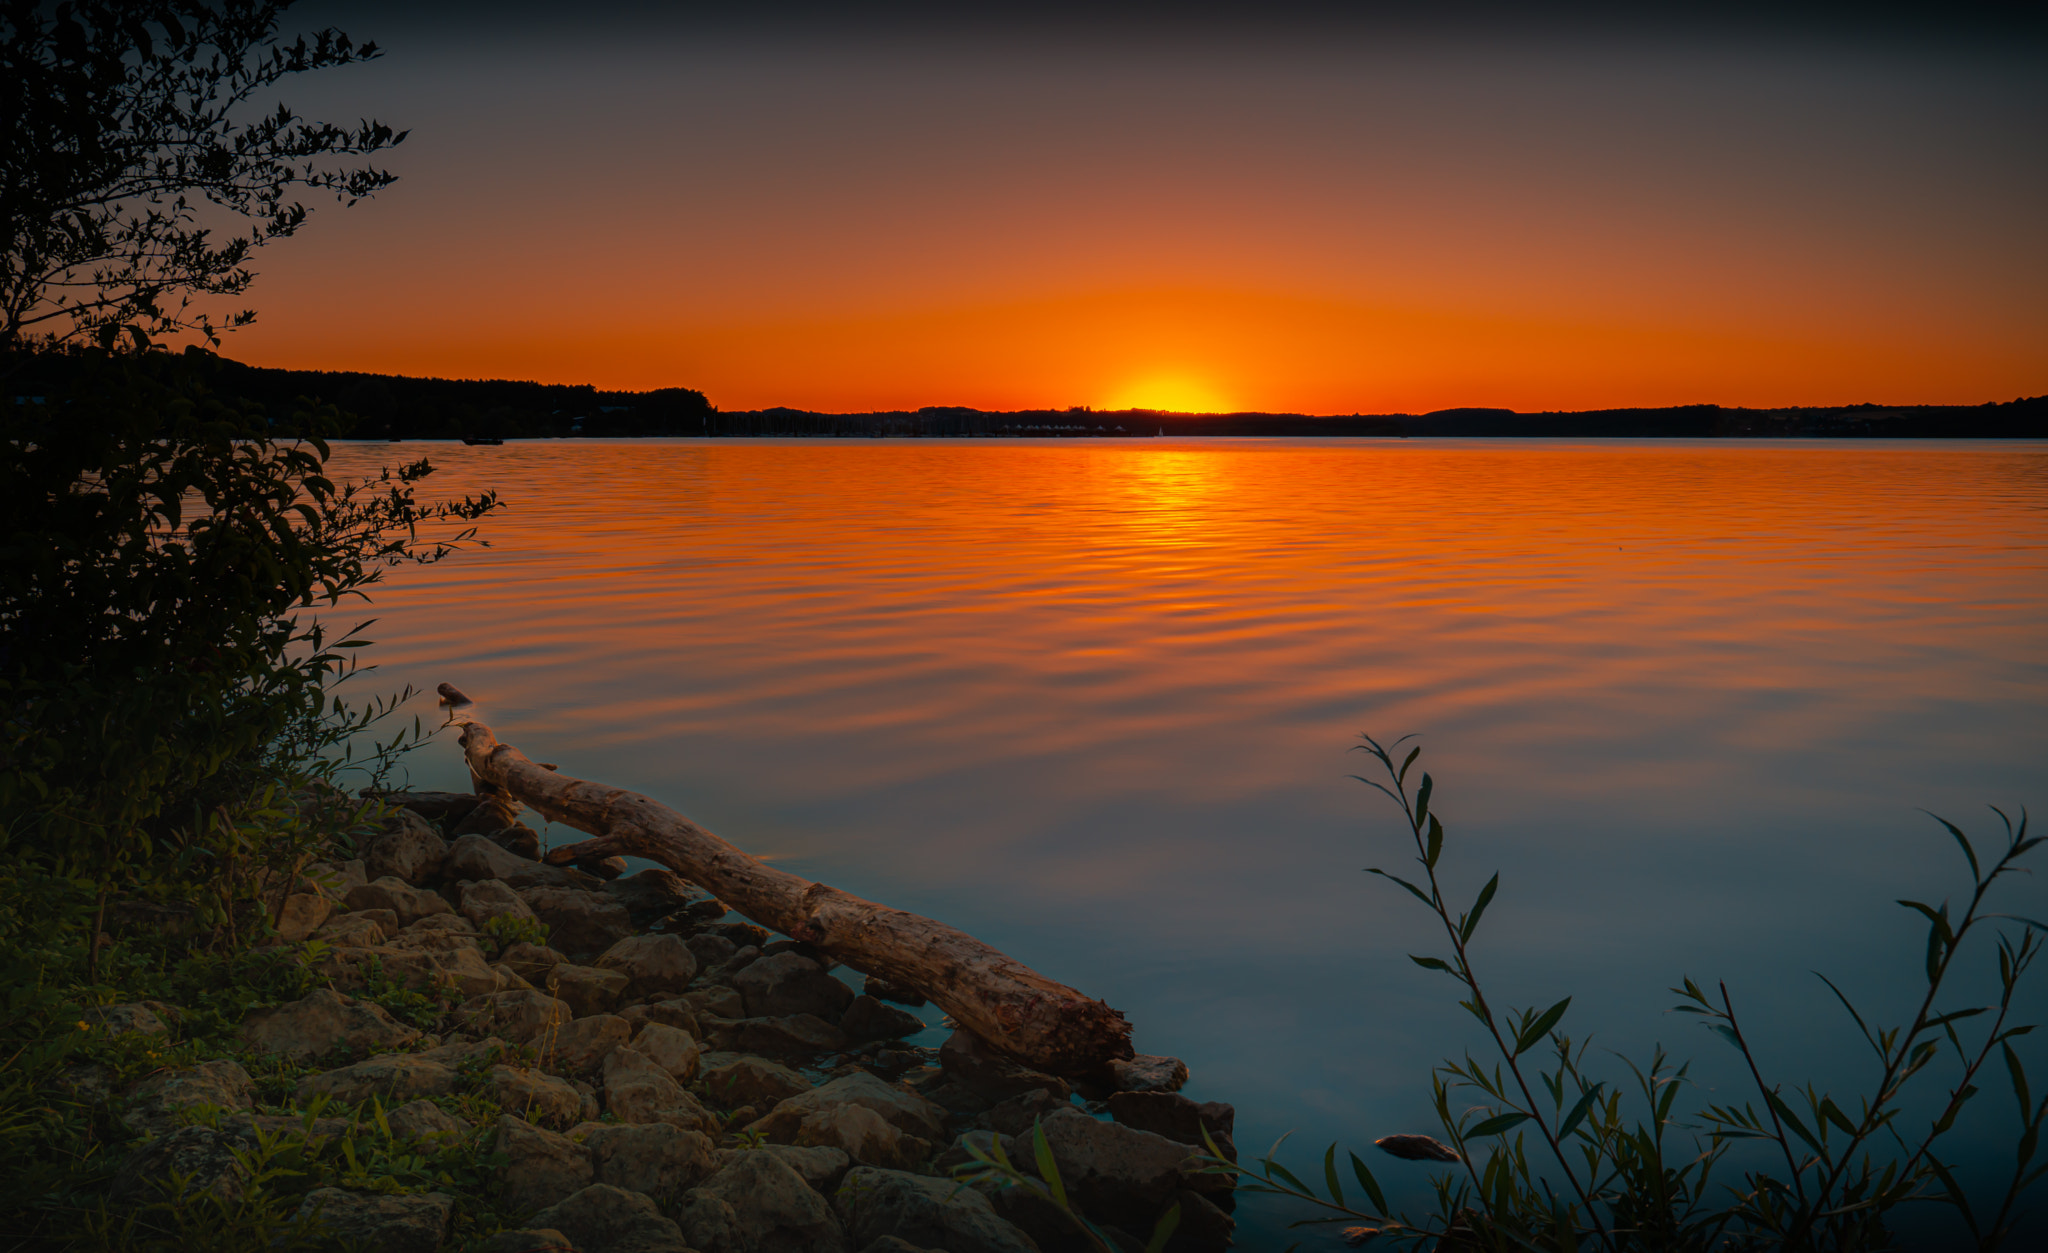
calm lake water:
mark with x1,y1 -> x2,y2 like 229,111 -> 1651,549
327,438 -> 2046,1245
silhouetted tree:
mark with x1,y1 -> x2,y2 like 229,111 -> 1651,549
0,0 -> 404,353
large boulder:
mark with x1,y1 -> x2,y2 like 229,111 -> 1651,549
444,834 -> 578,890
750,1071 -> 947,1144
311,911 -> 391,947
1002,1108 -> 1220,1227
734,953 -> 856,1021
620,999 -> 700,1037
1106,1091 -> 1236,1162
449,790 -> 523,838
294,1188 -> 453,1253
794,1102 -> 929,1170
456,989 -> 573,1045
833,1167 -> 1039,1253
324,938 -> 500,1000
940,1030 -> 1072,1102
386,1099 -> 472,1145
545,1013 -> 633,1074
532,1184 -> 691,1253
573,1121 -> 717,1196
981,1087 -> 1074,1137
631,1022 -> 700,1081
756,1143 -> 851,1194
603,1046 -> 715,1131
238,988 -> 420,1063
840,995 -> 925,1043
546,962 -> 630,1018
298,1056 -> 462,1106
123,1059 -> 255,1137
604,868 -> 723,930
456,877 -> 541,930
685,985 -> 746,1020
1109,1054 -> 1190,1095
495,1115 -> 593,1212
363,808 -> 449,887
343,876 -> 453,927
475,1231 -> 573,1253
596,934 -> 698,1000
491,1065 -> 587,1129
274,890 -> 335,942
701,1056 -> 812,1109
112,1125 -> 250,1203
369,790 -> 483,824
709,1013 -> 848,1055
84,1002 -> 170,1037
686,1150 -> 849,1253
518,886 -> 635,959
303,858 -> 368,899
499,941 -> 569,985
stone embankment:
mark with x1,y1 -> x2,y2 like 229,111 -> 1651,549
102,790 -> 1238,1252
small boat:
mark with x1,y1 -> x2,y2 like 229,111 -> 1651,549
461,436 -> 505,446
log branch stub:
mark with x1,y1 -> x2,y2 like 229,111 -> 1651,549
442,686 -> 1133,1075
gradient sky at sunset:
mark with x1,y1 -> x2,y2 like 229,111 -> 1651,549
239,3 -> 2046,413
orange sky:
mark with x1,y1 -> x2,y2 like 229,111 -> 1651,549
232,7 -> 2047,413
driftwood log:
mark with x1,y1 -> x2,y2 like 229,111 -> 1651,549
438,682 -> 1133,1076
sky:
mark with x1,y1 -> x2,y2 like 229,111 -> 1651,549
227,2 -> 2048,414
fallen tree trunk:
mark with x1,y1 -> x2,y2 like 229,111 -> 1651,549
438,682 -> 1133,1076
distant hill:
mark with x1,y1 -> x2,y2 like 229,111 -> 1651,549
8,352 -> 2041,438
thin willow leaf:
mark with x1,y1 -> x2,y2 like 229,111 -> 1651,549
1558,1085 -> 1605,1140
1923,811 -> 1982,882
1515,998 -> 1572,1056
1467,1111 -> 1532,1138
1425,814 -> 1444,869
1415,774 -> 1434,833
1031,1121 -> 1068,1208
1461,873 -> 1500,942
1368,870 -> 1436,908
2004,1040 -> 2033,1118
1142,1203 -> 1183,1253
1349,1152 -> 1390,1213
1323,1144 -> 1344,1205
1398,745 -> 1421,786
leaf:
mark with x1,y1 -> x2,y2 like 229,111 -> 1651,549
1466,1111 -> 1532,1138
1425,815 -> 1444,868
1367,870 -> 1435,908
1461,873 -> 1499,942
1409,955 -> 1455,974
1515,998 -> 1572,1056
1398,745 -> 1421,786
1031,1120 -> 1068,1208
1766,1091 -> 1823,1154
1558,1085 -> 1605,1139
1143,1203 -> 1183,1253
1349,1151 -> 1390,1213
1923,810 -> 1981,882
2004,1040 -> 2033,1119
1324,1143 -> 1344,1205
1415,774 -> 1434,833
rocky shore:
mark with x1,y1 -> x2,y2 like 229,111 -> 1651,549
90,791 -> 1238,1252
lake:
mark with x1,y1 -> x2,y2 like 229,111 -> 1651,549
326,437 -> 2046,1246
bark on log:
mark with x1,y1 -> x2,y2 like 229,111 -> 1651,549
437,682 -> 1132,1075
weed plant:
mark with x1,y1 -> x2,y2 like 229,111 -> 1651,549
1197,737 -> 2045,1251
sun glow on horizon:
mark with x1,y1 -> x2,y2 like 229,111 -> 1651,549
1104,375 -> 1232,415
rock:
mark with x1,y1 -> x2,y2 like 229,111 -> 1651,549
533,1183 -> 692,1253
861,976 -> 928,1007
444,834 -> 575,888
691,1150 -> 849,1253
701,1056 -> 813,1109
519,886 -> 635,959
619,999 -> 699,1037
982,1087 -> 1073,1137
474,1229 -> 573,1253
294,1187 -> 453,1253
496,1114 -> 594,1212
684,985 -> 746,1020
328,937 -> 500,999
450,790 -> 523,838
1109,1054 -> 1190,1094
458,880 -> 541,936
602,1046 -> 715,1131
403,912 -> 480,937
493,962 -> 536,991
385,1099 -> 471,1145
239,988 -> 421,1063
857,1239 -> 942,1253
544,1013 -> 633,1074
795,1102 -> 930,1169
344,876 -> 453,927
604,868 -> 722,930
1003,1107 -> 1219,1227
840,995 -> 925,1043
546,963 -> 630,1017
501,941 -> 570,985
710,1013 -> 848,1055
84,1002 -> 168,1037
112,1125 -> 249,1202
298,1055 -> 462,1106
751,1071 -> 947,1144
707,944 -> 761,986
941,1030 -> 1072,1102
1106,1091 -> 1236,1161
123,1059 -> 256,1137
418,1035 -> 514,1068
675,1191 -> 743,1253
364,808 -> 450,886
756,1143 -> 852,1193
684,932 -> 736,969
573,1121 -> 717,1195
735,952 -> 855,1021
456,989 -> 574,1045
312,911 -> 391,947
631,1022 -> 701,1081
369,790 -> 482,823
492,1065 -> 586,1129
833,1166 -> 1038,1253
595,934 -> 698,1000
493,823 -> 544,860
1159,1188 -> 1236,1253
572,853 -> 626,879
304,858 -> 369,898
275,891 -> 335,942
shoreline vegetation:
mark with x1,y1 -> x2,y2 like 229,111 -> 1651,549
7,352 -> 2045,442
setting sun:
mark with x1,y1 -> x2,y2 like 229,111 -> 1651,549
1104,375 -> 1231,414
